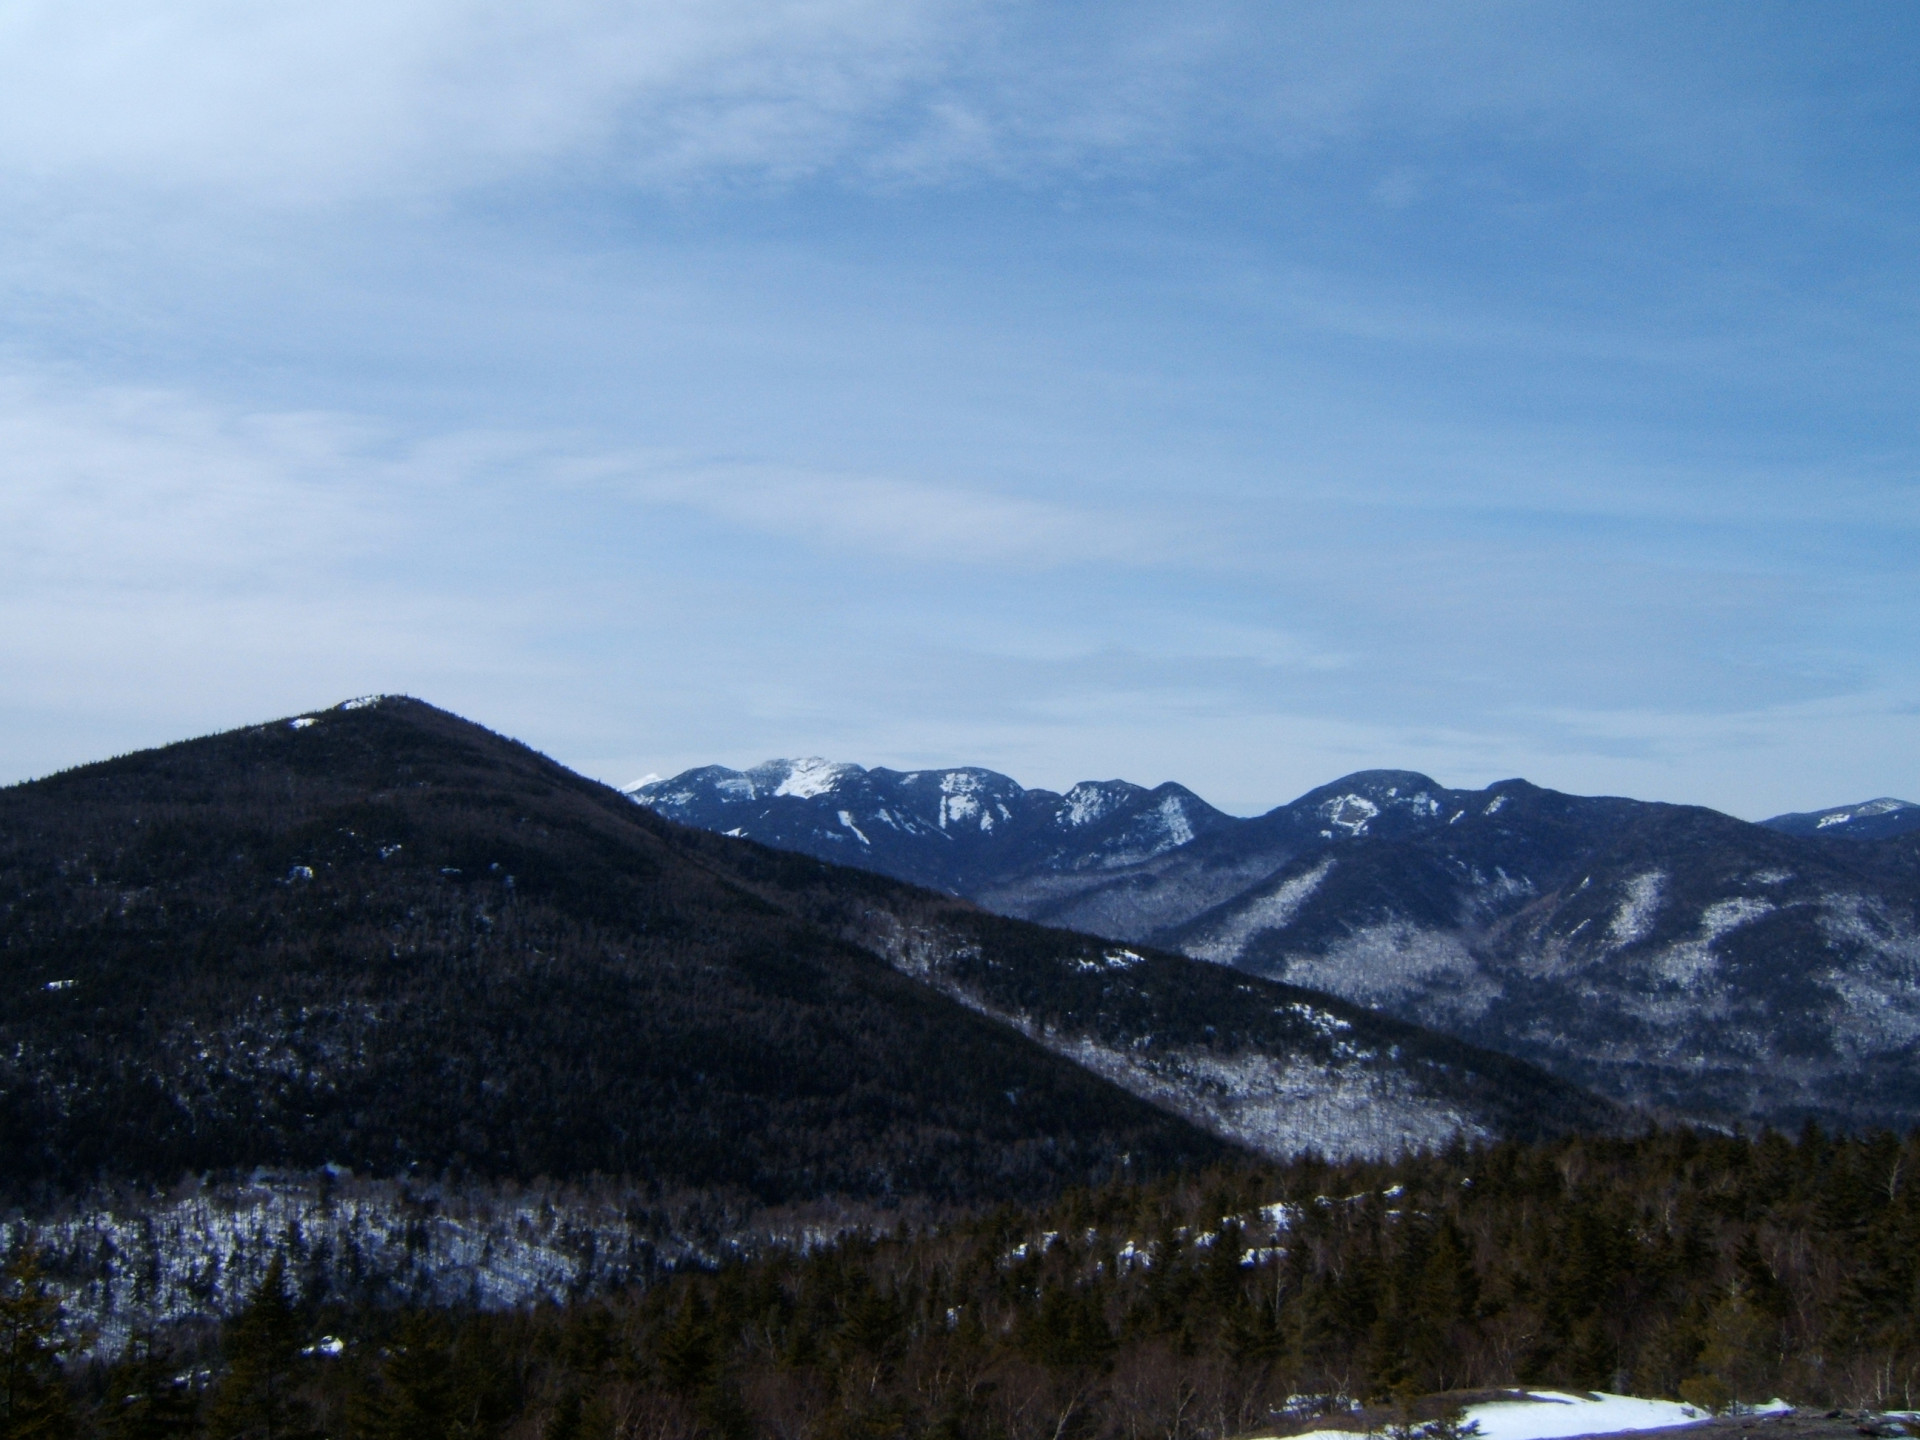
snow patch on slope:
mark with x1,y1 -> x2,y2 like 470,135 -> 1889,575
939,771 -> 988,828
1068,948 -> 1149,973
1818,798 -> 1917,828
1642,897 -> 1777,988
1284,923 -> 1498,1021
1607,871 -> 1666,948
1319,794 -> 1379,837
1185,858 -> 1336,964
1276,1391 -> 1771,1440
1466,1391 -> 1784,1440
1049,1035 -> 1484,1161
1702,897 -> 1776,937
1818,895 -> 1920,1053
1064,783 -> 1117,827
1155,794 -> 1196,848
775,758 -> 853,799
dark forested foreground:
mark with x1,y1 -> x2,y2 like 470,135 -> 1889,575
12,1127 -> 1920,1439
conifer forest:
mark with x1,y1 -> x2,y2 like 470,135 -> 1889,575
6,1126 -> 1918,1439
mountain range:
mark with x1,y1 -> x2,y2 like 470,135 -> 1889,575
631,760 -> 1920,1130
627,757 -> 1236,895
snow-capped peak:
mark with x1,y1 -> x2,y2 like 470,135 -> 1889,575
772,758 -> 856,800
1059,780 -> 1147,828
1062,783 -> 1114,827
1319,793 -> 1380,836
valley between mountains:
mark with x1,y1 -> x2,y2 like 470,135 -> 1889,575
632,759 -> 1920,1132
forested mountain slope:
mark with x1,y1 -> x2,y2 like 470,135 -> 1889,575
0,698 -> 1223,1205
0,699 -> 1610,1214
1163,783 -> 1920,1129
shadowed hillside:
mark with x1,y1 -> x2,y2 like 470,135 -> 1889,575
0,698 -> 1230,1204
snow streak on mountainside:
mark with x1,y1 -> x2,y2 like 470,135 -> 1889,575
637,760 -> 1920,1130
833,901 -> 1614,1162
1159,785 -> 1920,1128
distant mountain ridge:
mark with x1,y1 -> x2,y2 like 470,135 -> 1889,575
627,758 -> 1235,894
633,759 -> 1920,1131
1761,796 -> 1920,842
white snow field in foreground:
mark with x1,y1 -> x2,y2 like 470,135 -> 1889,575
1467,1393 -> 1785,1440
1278,1391 -> 1790,1440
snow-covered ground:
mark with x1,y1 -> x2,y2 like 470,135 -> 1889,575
21,1175 -> 871,1357
23,1179 -> 683,1355
1275,1391 -> 1790,1440
1468,1392 -> 1785,1440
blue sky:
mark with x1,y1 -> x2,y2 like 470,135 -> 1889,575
2,1 -> 1916,817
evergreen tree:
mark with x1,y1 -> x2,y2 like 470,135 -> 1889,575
1407,1217 -> 1479,1390
1697,1289 -> 1777,1404
350,1314 -> 454,1440
208,1256 -> 312,1440
100,1330 -> 198,1440
655,1292 -> 716,1396
540,1390 -> 582,1440
0,1249 -> 74,1440
0,1251 -> 73,1440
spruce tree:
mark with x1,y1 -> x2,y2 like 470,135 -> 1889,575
208,1255 -> 312,1440
0,1248 -> 75,1440
352,1313 -> 454,1440
100,1329 -> 198,1440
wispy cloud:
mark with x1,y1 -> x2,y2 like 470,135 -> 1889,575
0,2 -> 1830,207
0,0 -> 955,202
605,458 -> 1166,567
0,375 -> 395,586
2,5 -> 1914,822
0,371 -> 1169,588
0,370 -> 1184,772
